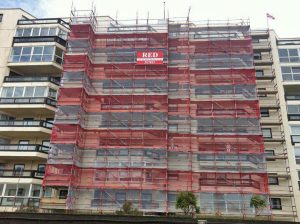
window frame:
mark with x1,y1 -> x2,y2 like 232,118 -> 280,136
268,176 -> 279,185
260,108 -> 269,117
262,128 -> 272,138
270,198 -> 282,210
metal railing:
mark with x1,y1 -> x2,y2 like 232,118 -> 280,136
0,144 -> 49,153
291,135 -> 300,145
13,36 -> 66,47
4,76 -> 60,85
17,18 -> 69,29
0,97 -> 56,107
0,120 -> 53,129
0,170 -> 44,178
288,114 -> 300,121
0,197 -> 40,207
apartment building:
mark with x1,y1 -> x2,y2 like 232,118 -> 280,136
0,8 -> 68,211
41,10 -> 271,219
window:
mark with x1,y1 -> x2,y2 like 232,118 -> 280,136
252,38 -> 259,43
34,86 -> 46,97
59,189 -> 68,199
254,53 -> 262,60
295,148 -> 300,164
23,118 -> 33,126
291,126 -> 300,135
281,66 -> 300,81
13,164 -> 25,176
264,150 -> 275,161
168,124 -> 178,132
142,192 -> 152,208
116,192 -> 126,204
260,108 -> 269,117
262,128 -> 272,138
17,188 -> 25,196
13,87 -> 24,97
37,164 -> 45,176
268,176 -> 279,185
1,87 -> 14,97
279,48 -> 300,63
10,46 -> 60,64
255,70 -> 264,77
0,14 -> 3,22
48,88 -> 57,99
18,140 -> 29,150
270,198 -> 282,210
168,173 -> 179,180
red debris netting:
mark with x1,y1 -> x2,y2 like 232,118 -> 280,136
44,20 -> 269,209
68,24 -> 95,40
168,134 -> 264,153
93,33 -> 168,49
169,38 -> 253,55
168,99 -> 260,118
57,88 -> 83,106
168,68 -> 256,85
44,163 -> 267,194
82,94 -> 168,113
52,124 -> 167,149
168,172 -> 268,194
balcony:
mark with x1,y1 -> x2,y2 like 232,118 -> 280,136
291,135 -> 300,145
0,170 -> 44,179
17,18 -> 69,28
0,120 -> 52,138
286,95 -> 300,101
7,46 -> 63,75
0,144 -> 48,159
4,76 -> 60,85
0,197 -> 40,207
0,97 -> 56,115
253,41 -> 271,52
288,114 -> 300,121
40,197 -> 66,209
13,36 -> 66,47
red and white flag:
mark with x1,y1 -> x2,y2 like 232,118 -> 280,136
266,13 -> 275,20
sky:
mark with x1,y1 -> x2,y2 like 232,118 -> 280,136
0,0 -> 299,38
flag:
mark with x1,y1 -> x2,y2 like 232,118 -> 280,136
266,13 -> 275,20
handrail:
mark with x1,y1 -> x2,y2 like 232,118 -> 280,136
4,76 -> 60,85
0,97 -> 56,106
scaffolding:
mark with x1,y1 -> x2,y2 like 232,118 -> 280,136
42,10 -> 269,217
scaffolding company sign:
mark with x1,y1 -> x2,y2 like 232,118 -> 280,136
136,51 -> 164,65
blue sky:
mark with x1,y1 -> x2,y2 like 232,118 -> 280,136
1,0 -> 300,37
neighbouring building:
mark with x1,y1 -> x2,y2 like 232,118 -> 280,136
0,7 -> 300,222
0,8 -> 68,211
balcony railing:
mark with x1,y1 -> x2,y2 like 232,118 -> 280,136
9,54 -> 63,65
17,18 -> 69,28
0,97 -> 56,107
13,36 -> 66,47
291,135 -> 300,145
0,144 -> 49,153
0,170 -> 44,179
288,114 -> 300,121
0,120 -> 53,129
285,95 -> 300,100
4,76 -> 60,85
0,197 -> 40,207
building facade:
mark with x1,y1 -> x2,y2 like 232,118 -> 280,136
42,10 -> 270,218
0,8 -> 68,211
0,8 -> 300,222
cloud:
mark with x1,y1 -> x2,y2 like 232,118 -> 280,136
1,0 -> 300,37
0,0 -> 45,17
